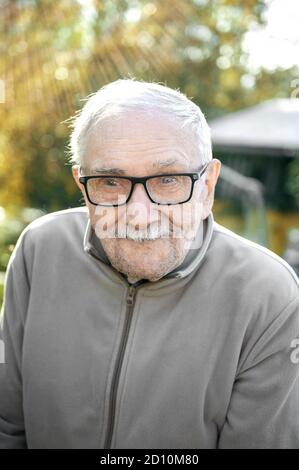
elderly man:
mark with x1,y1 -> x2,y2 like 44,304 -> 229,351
0,79 -> 299,449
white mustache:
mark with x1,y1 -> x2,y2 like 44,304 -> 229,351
117,222 -> 172,241
98,221 -> 173,241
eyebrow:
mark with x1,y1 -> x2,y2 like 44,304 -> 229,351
88,167 -> 127,175
152,157 -> 183,169
153,158 -> 201,173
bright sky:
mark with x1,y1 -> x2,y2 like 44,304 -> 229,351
244,0 -> 299,70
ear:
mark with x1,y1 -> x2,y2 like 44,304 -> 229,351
72,164 -> 84,190
201,158 -> 221,219
72,164 -> 88,206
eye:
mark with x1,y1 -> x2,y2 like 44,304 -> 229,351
161,176 -> 177,184
105,178 -> 119,186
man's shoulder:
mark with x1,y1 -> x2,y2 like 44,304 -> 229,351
25,206 -> 87,229
5,207 -> 89,276
212,221 -> 299,297
21,206 -> 88,246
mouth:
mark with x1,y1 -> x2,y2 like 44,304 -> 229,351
125,236 -> 164,243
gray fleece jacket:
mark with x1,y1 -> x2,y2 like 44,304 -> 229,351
0,206 -> 299,449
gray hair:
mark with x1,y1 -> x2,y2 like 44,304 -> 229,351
68,79 -> 212,166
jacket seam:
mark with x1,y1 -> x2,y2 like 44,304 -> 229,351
236,293 -> 299,376
20,230 -> 31,296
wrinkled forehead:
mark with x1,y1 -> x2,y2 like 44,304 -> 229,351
84,108 -> 199,165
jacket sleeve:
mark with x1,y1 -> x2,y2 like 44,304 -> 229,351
218,294 -> 299,449
0,233 -> 29,448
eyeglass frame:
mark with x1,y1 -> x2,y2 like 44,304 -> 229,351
78,162 -> 210,207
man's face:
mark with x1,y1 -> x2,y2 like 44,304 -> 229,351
73,109 -> 220,283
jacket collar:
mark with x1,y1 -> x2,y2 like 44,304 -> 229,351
83,212 -> 214,286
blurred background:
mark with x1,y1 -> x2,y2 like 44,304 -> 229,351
1,0 -> 299,307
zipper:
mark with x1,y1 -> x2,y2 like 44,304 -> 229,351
103,285 -> 137,449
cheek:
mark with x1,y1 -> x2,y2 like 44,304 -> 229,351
159,199 -> 203,230
90,206 -> 119,232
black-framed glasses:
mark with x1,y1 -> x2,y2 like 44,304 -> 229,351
79,163 -> 209,207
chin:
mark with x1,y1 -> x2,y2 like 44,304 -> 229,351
125,239 -> 173,258
127,268 -> 166,283
127,272 -> 163,283
102,237 -> 183,283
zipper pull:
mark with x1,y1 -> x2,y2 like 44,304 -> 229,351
126,286 -> 136,305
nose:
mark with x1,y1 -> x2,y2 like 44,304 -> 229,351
126,183 -> 159,229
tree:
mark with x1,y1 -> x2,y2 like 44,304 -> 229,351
0,0 -> 297,213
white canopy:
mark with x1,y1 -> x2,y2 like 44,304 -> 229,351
210,99 -> 299,156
